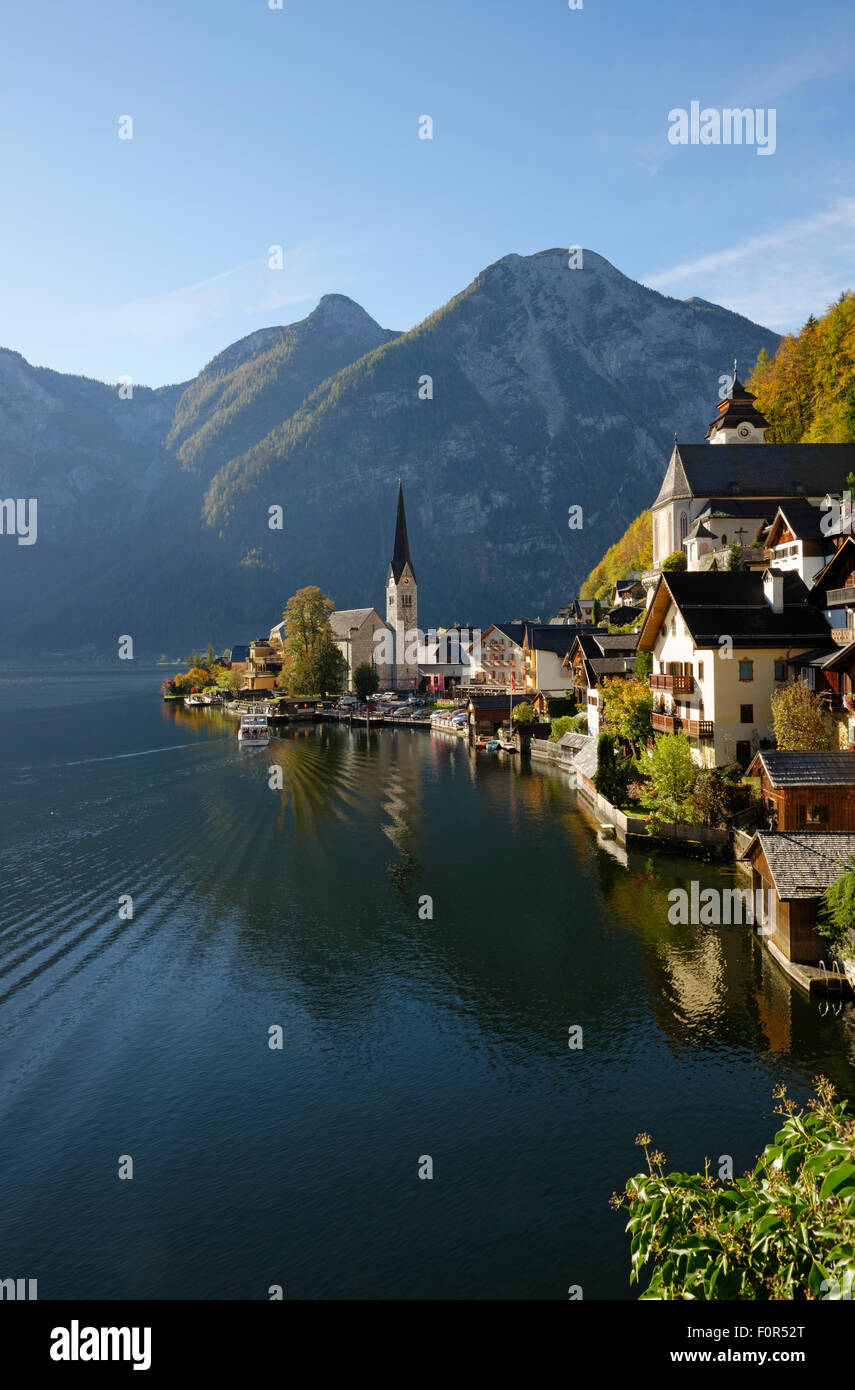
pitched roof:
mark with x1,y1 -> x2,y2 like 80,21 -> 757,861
468,693 -> 530,710
741,831 -> 855,899
571,736 -> 598,781
329,607 -> 386,636
487,622 -> 528,649
390,480 -> 415,583
230,644 -> 249,663
654,443 -> 855,508
592,633 -> 639,653
766,499 -> 829,543
589,657 -> 634,678
525,625 -> 578,655
638,570 -> 831,650
748,751 -> 855,787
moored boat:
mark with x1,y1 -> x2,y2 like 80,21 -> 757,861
238,713 -> 270,745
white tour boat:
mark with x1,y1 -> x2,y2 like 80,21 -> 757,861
238,713 -> 270,746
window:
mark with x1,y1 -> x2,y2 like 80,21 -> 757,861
740,704 -> 754,723
680,511 -> 688,543
697,661 -> 704,681
774,660 -> 786,681
739,660 -> 754,681
800,804 -> 829,825
670,618 -> 677,637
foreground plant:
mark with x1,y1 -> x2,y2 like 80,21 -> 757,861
612,1079 -> 855,1299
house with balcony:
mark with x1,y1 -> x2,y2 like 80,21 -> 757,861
746,751 -> 855,831
522,625 -> 579,697
637,569 -> 831,767
564,632 -> 638,737
243,638 -> 284,692
474,623 -> 527,691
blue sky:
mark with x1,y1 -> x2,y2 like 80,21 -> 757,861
2,0 -> 853,387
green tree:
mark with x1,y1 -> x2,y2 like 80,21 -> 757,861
600,676 -> 653,756
661,550 -> 687,573
612,1079 -> 855,1300
205,642 -> 216,670
633,650 -> 653,679
818,859 -> 855,959
726,542 -> 743,571
593,732 -> 634,804
512,702 -> 535,724
771,680 -> 832,750
288,631 -> 346,697
647,732 -> 697,819
592,598 -> 602,624
353,662 -> 380,703
594,732 -> 617,799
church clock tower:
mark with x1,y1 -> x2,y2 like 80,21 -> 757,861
705,362 -> 769,444
386,479 -> 419,690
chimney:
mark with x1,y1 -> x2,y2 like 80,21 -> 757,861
763,569 -> 784,614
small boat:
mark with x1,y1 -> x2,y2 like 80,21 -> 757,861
238,713 -> 270,746
484,739 -> 500,753
185,694 -> 208,707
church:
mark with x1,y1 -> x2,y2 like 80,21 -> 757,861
647,367 -> 855,594
328,480 -> 419,692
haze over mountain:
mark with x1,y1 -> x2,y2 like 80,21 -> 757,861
0,249 -> 780,658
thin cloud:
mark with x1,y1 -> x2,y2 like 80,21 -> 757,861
642,200 -> 855,329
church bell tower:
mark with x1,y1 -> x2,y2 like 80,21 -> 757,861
386,479 -> 419,690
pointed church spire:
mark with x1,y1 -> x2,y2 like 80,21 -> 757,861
391,478 -> 415,582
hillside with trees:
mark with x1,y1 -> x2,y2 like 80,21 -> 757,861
746,290 -> 855,443
580,509 -> 652,600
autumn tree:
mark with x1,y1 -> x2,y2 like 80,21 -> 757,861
771,680 -> 832,750
278,586 -> 347,697
600,676 -> 653,756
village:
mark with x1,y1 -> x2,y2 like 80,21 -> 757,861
166,370 -> 855,998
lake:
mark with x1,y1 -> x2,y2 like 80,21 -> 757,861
1,668 -> 854,1299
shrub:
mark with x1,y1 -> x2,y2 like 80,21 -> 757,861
549,715 -> 577,742
687,766 -> 751,827
512,702 -> 535,724
661,550 -> 687,573
612,1079 -> 855,1300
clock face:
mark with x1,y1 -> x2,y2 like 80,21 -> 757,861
738,425 -> 751,438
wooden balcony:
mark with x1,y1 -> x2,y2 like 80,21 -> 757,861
651,673 -> 694,693
831,629 -> 855,647
651,712 -> 680,734
684,719 -> 714,739
827,586 -> 855,606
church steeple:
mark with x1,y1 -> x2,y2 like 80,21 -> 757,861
706,363 -> 769,443
390,478 -> 416,583
386,479 -> 418,689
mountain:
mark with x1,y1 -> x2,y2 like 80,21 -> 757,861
0,251 -> 780,658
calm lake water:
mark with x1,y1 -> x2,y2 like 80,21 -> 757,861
2,667 -> 855,1300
